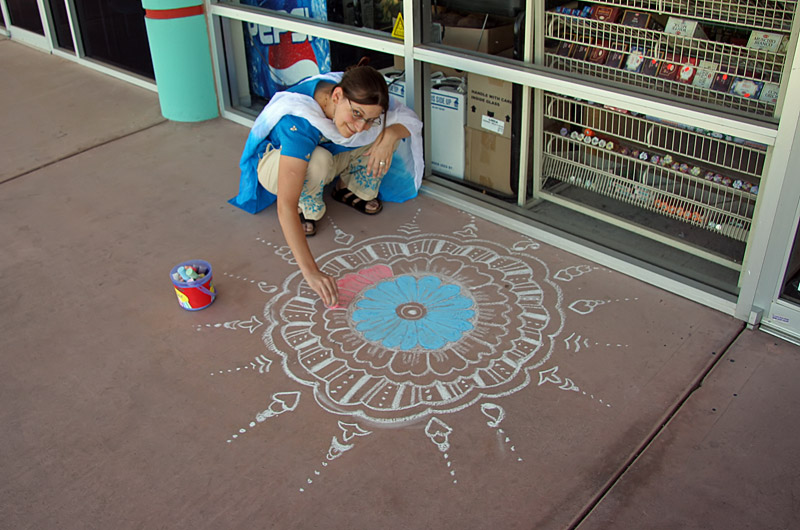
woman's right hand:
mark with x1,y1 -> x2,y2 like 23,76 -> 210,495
303,268 -> 339,308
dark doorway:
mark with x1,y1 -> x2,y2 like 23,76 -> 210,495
48,0 -> 75,51
73,0 -> 154,78
6,0 -> 45,34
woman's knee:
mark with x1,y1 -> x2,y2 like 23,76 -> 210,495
306,147 -> 334,183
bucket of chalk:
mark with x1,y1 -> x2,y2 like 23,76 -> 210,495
170,260 -> 216,311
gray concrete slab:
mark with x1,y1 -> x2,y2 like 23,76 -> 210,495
578,329 -> 800,530
1,115 -> 744,528
0,39 -> 163,183
3,38 -> 794,530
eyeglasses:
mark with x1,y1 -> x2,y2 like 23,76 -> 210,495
347,99 -> 382,127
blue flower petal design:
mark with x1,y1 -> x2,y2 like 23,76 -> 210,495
353,275 -> 475,350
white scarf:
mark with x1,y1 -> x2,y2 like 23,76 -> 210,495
250,72 -> 424,189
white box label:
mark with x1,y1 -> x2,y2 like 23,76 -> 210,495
480,115 -> 505,135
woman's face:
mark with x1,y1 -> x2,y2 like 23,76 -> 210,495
331,87 -> 383,138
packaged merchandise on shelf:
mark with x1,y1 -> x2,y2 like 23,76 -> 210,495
759,83 -> 781,104
620,10 -> 652,29
591,5 -> 621,23
643,114 -> 768,150
605,44 -> 627,68
691,60 -> 718,89
587,41 -> 610,64
623,47 -> 646,72
556,122 -> 759,197
554,5 -> 593,18
664,17 -> 708,39
729,78 -> 764,99
710,72 -> 734,92
655,56 -> 681,81
543,1 -> 789,119
556,40 -> 576,57
573,43 -> 592,61
676,59 -> 698,84
640,55 -> 661,77
746,31 -> 784,52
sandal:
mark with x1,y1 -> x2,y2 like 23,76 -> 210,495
299,211 -> 317,237
332,186 -> 383,215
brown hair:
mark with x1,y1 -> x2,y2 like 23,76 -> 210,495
336,64 -> 390,113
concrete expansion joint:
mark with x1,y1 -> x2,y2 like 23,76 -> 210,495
0,119 -> 167,186
569,322 -> 747,529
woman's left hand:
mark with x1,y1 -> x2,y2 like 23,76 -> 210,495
366,124 -> 408,177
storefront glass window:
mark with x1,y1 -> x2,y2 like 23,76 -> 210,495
72,0 -> 154,78
48,0 -> 75,52
224,0 -> 400,34
225,17 -> 394,113
541,2 -> 794,120
428,0 -> 526,61
6,0 -> 45,34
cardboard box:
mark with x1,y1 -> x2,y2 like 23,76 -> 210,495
441,18 -> 515,54
467,73 -> 513,139
465,127 -> 513,195
387,77 -> 467,179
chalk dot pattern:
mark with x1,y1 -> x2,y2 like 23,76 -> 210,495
397,208 -> 421,235
498,428 -> 524,463
256,237 -> 296,264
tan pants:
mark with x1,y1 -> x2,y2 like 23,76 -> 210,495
256,143 -> 381,221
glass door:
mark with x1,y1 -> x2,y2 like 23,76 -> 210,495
764,217 -> 800,343
71,0 -> 153,78
2,0 -> 50,48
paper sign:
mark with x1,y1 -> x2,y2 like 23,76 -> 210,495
392,12 -> 404,39
481,115 -> 505,135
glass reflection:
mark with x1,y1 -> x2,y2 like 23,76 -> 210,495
430,0 -> 525,59
232,0 -> 401,33
6,0 -> 45,34
48,0 -> 75,51
227,17 -> 394,112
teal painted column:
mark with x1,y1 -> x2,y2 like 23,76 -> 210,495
142,0 -> 219,122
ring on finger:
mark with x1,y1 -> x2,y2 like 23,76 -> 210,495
379,160 -> 386,166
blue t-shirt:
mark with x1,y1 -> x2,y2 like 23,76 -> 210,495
267,78 -> 355,161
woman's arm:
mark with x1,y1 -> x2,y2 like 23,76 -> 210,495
365,123 -> 411,177
276,155 -> 338,306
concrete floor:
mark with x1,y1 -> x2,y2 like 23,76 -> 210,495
2,38 -> 799,530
